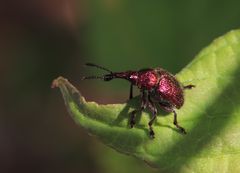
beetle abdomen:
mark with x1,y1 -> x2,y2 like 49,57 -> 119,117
155,70 -> 184,109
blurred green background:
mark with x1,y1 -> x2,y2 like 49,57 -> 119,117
1,0 -> 240,172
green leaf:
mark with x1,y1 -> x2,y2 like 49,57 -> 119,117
52,29 -> 240,173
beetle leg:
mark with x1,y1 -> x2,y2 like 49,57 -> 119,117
173,110 -> 187,134
147,96 -> 157,138
158,102 -> 186,134
129,84 -> 133,99
130,90 -> 147,128
130,110 -> 136,128
158,102 -> 172,112
183,84 -> 195,89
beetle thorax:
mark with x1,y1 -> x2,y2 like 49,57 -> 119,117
130,70 -> 158,89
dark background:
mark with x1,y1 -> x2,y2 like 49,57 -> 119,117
1,1 -> 240,172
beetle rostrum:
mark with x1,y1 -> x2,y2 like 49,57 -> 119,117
82,63 -> 195,138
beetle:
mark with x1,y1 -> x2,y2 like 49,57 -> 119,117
82,63 -> 195,138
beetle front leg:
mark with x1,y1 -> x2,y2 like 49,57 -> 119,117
130,90 -> 147,128
129,84 -> 133,100
173,110 -> 187,134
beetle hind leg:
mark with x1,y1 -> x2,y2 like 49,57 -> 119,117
158,102 -> 187,134
173,110 -> 187,134
183,84 -> 195,90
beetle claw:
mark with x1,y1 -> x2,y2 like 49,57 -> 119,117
130,120 -> 135,128
149,129 -> 155,138
179,127 -> 187,134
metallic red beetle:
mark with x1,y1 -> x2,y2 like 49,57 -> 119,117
82,63 -> 195,138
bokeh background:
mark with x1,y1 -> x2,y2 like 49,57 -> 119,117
1,1 -> 240,172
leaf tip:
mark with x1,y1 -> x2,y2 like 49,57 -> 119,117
51,76 -> 69,89
51,76 -> 86,104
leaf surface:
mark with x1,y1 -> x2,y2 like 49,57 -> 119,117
52,30 -> 240,173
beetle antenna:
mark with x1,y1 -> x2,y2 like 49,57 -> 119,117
81,76 -> 103,80
85,63 -> 113,74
